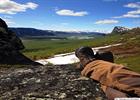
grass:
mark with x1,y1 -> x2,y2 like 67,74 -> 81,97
22,34 -> 122,60
116,55 -> 140,73
22,33 -> 140,72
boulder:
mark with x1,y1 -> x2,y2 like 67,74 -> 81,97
0,64 -> 107,100
0,18 -> 8,31
0,18 -> 41,65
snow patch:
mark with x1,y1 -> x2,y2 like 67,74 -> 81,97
36,43 -> 122,65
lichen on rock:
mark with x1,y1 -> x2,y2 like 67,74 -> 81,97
0,65 -> 107,100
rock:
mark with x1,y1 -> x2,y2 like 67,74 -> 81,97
0,18 -> 41,65
0,65 -> 107,100
0,18 -> 107,99
111,26 -> 129,34
59,93 -> 67,99
130,27 -> 140,35
0,18 -> 8,31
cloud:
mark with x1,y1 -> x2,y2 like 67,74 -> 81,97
56,9 -> 88,16
3,15 -> 13,19
113,2 -> 140,18
2,18 -> 15,25
113,13 -> 140,18
95,19 -> 119,24
0,0 -> 38,14
1,15 -> 15,25
113,10 -> 140,18
124,2 -> 140,9
128,9 -> 140,15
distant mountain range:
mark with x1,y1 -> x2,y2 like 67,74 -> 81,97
10,28 -> 55,37
10,27 -> 105,37
111,26 -> 130,34
9,26 -> 140,38
111,26 -> 140,35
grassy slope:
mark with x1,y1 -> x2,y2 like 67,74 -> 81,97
102,33 -> 140,72
22,33 -> 140,72
115,34 -> 140,72
116,55 -> 140,72
22,35 -> 121,59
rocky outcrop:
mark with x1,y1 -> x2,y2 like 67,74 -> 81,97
0,18 -> 8,31
111,26 -> 129,34
0,18 -> 107,99
0,64 -> 107,100
0,18 -> 41,65
130,27 -> 140,35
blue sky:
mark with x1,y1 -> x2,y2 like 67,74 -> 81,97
0,0 -> 140,33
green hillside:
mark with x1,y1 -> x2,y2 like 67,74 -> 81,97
22,28 -> 140,72
22,34 -> 121,59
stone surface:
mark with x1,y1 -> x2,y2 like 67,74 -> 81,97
0,18 -> 41,65
0,65 -> 107,100
0,18 -> 107,100
0,18 -> 8,31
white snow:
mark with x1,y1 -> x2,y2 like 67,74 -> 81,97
36,43 -> 122,65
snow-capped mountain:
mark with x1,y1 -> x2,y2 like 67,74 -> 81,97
111,26 -> 130,34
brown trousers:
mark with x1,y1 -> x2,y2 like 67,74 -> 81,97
102,85 -> 128,100
81,60 -> 140,99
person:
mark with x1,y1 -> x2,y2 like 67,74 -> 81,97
75,46 -> 140,100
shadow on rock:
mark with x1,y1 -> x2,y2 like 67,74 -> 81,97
0,18 -> 41,65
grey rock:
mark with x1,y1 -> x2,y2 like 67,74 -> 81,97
0,65 -> 107,100
0,18 -> 41,65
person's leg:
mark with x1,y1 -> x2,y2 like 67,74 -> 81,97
101,85 -> 128,100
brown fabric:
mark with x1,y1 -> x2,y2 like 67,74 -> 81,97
101,85 -> 128,100
81,60 -> 140,97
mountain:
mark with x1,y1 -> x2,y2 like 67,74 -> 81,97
52,31 -> 106,37
10,27 -> 105,38
111,26 -> 130,34
10,28 -> 55,37
128,27 -> 140,35
111,26 -> 140,35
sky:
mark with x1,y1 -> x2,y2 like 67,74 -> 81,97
0,0 -> 140,33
